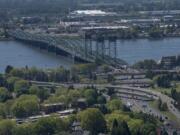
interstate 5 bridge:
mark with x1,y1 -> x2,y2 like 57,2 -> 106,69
8,30 -> 126,66
8,30 -> 93,63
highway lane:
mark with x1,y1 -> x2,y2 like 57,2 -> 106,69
30,81 -> 180,120
121,98 -> 165,119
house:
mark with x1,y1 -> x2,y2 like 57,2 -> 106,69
41,103 -> 65,114
160,56 -> 176,69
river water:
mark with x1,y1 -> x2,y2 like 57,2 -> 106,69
0,41 -> 73,72
0,38 -> 180,72
116,38 -> 180,64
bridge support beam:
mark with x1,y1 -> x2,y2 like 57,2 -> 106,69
108,37 -> 117,63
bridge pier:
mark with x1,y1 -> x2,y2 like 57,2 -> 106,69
108,37 -> 117,63
39,42 -> 48,50
84,38 -> 88,57
89,39 -> 93,55
83,33 -> 118,63
47,45 -> 56,52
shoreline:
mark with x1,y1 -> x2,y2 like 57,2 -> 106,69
0,37 -> 14,41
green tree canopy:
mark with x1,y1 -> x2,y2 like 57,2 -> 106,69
84,89 -> 98,106
78,108 -> 107,135
29,85 -> 50,101
13,123 -> 34,135
0,87 -> 11,102
14,80 -> 30,96
140,123 -> 156,135
34,116 -> 68,135
0,119 -> 16,135
110,119 -> 131,135
11,95 -> 39,118
107,99 -> 122,112
133,59 -> 158,70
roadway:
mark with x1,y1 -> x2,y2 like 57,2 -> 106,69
30,80 -> 180,121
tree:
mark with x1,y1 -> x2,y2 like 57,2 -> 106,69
54,132 -> 71,135
0,120 -> 16,135
0,74 -> 6,87
158,98 -> 168,111
140,123 -> 156,135
84,89 -> 98,106
97,96 -> 106,104
111,119 -> 121,135
101,64 -> 112,72
0,87 -> 11,102
14,80 -> 30,96
173,130 -> 178,135
146,70 -> 155,79
133,59 -> 158,70
122,105 -> 131,112
107,87 -> 115,96
128,119 -> 144,134
97,104 -> 108,114
153,75 -> 171,88
29,85 -> 49,101
161,128 -> 168,135
71,73 -> 80,83
107,74 -> 114,83
107,99 -> 122,112
49,67 -> 70,82
0,103 -> 6,118
148,26 -> 163,38
34,117 -> 68,135
171,88 -> 177,100
11,95 -> 39,118
67,90 -> 81,106
161,103 -> 168,111
78,108 -> 107,135
110,119 -> 131,135
136,129 -> 142,135
7,77 -> 20,92
5,65 -> 13,74
4,100 -> 14,117
13,123 -> 34,135
71,64 -> 96,75
121,120 -> 131,135
34,117 -> 57,135
29,85 -> 40,95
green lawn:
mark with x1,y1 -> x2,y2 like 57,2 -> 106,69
152,82 -> 180,95
149,100 -> 178,123
152,87 -> 171,94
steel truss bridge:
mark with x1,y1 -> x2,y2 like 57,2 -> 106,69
8,30 -> 126,65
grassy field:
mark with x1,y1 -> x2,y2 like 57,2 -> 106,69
149,100 -> 177,122
152,82 -> 180,95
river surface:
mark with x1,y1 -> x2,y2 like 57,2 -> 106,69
0,38 -> 180,72
0,41 -> 73,72
116,38 -> 180,64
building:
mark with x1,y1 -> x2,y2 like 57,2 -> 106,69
163,15 -> 174,22
70,10 -> 116,18
160,56 -> 176,69
41,103 -> 65,114
68,10 -> 118,22
120,18 -> 161,25
21,16 -> 43,24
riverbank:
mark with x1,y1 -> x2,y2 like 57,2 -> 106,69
0,37 -> 13,41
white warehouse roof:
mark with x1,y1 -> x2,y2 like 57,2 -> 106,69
70,10 -> 116,16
